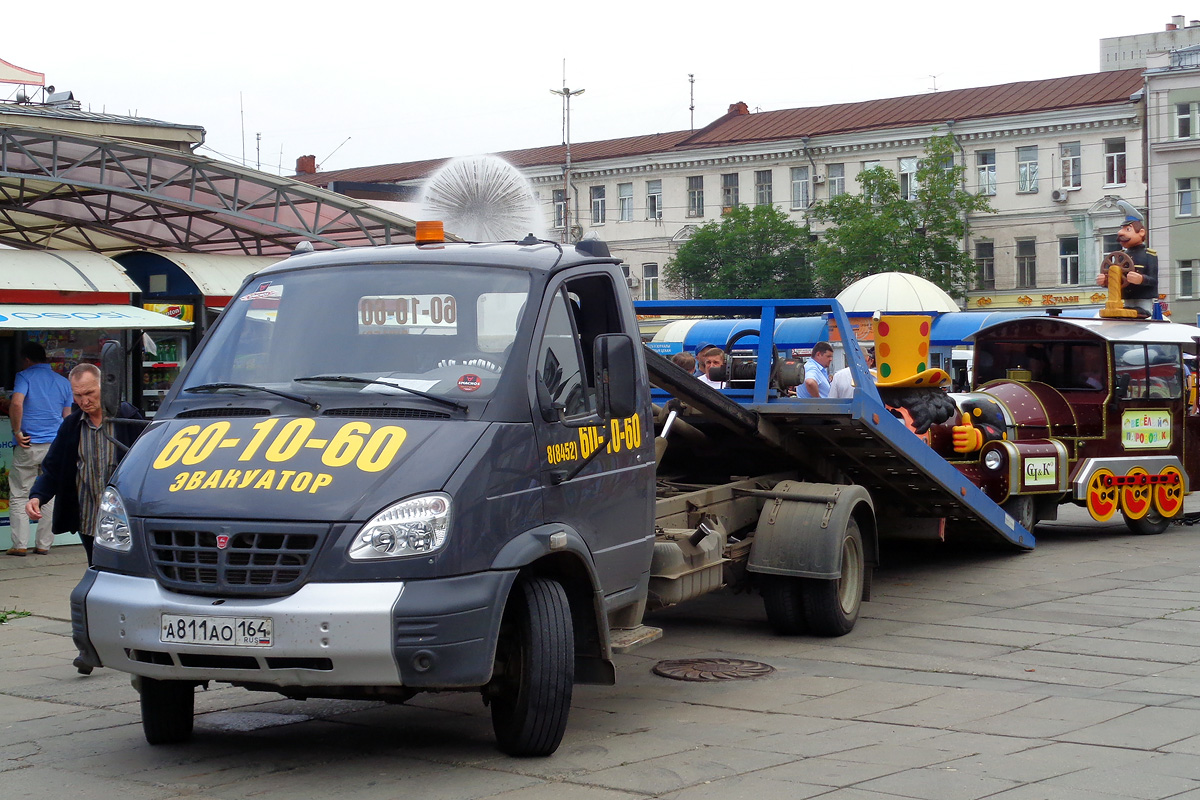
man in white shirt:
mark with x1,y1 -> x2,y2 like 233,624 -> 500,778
696,345 -> 727,389
830,347 -> 875,398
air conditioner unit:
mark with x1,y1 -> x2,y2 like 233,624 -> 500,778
813,174 -> 827,185
1051,188 -> 1070,203
626,276 -> 640,289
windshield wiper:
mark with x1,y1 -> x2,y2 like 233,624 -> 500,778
184,383 -> 320,411
294,375 -> 468,413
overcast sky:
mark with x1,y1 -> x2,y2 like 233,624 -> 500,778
3,2 -> 1195,175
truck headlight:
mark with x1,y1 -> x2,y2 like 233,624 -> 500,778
349,493 -> 451,560
95,487 -> 132,552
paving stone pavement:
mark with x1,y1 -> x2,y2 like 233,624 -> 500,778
4,501 -> 1200,799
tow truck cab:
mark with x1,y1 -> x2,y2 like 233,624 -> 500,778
934,315 -> 1197,533
71,238 -> 657,756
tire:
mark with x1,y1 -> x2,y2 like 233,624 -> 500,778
762,575 -> 807,635
139,677 -> 196,745
802,519 -> 864,637
1124,507 -> 1171,535
1002,495 -> 1036,532
490,577 -> 574,757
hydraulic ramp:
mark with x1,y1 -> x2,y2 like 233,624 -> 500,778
638,298 -> 1035,550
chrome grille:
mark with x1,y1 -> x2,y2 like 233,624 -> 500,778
147,523 -> 324,596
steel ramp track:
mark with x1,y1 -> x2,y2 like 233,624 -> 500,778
644,348 -> 1033,550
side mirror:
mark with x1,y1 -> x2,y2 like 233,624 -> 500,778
100,339 -> 125,418
594,334 -> 637,419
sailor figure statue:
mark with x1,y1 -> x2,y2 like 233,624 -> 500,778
1097,208 -> 1158,320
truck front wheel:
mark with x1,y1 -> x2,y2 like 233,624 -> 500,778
802,519 -> 864,637
489,577 -> 574,757
139,677 -> 196,745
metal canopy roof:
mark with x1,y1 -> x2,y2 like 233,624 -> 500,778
121,251 -> 280,297
0,127 -> 420,256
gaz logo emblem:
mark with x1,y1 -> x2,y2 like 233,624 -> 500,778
216,535 -> 230,549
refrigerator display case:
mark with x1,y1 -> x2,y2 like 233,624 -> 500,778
142,331 -> 189,417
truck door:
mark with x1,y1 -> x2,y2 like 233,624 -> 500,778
530,272 -> 654,597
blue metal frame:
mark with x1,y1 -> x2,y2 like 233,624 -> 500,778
636,298 -> 1034,549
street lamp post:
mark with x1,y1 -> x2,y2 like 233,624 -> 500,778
550,85 -> 584,242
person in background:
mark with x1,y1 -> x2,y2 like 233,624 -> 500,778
671,351 -> 696,374
26,364 -> 144,673
803,341 -> 835,398
7,342 -> 72,556
696,345 -> 727,388
829,347 -> 875,399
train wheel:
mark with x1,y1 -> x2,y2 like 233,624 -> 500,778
1119,467 -> 1152,521
1125,507 -> 1171,535
1002,495 -> 1035,532
1154,466 -> 1185,519
1085,469 -> 1118,522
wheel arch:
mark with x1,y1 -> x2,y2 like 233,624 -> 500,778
491,526 -> 613,686
746,481 -> 876,580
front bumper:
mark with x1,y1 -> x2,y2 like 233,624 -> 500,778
74,569 -> 516,689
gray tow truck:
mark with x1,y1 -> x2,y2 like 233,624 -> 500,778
73,231 -> 1030,756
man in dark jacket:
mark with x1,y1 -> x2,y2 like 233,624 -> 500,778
27,363 -> 143,674
26,363 -> 143,566
1097,216 -> 1158,317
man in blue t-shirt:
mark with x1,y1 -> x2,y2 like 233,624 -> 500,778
7,343 -> 72,556
803,341 -> 834,398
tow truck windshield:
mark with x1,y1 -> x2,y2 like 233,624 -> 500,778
181,263 -> 530,402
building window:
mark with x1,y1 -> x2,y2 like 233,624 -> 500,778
646,179 -> 662,220
861,160 -> 880,173
1059,142 -> 1081,189
687,176 -> 704,217
1180,260 -> 1196,298
552,189 -> 565,229
976,150 -> 996,196
1179,178 -> 1196,217
754,170 -> 773,206
1102,233 -> 1121,257
1017,146 -> 1038,193
1016,239 -> 1037,288
975,241 -> 995,290
790,166 -> 810,209
1104,139 -> 1126,186
1178,103 -> 1193,139
721,173 -> 739,211
617,183 -> 633,222
1059,237 -> 1080,285
899,157 -> 919,200
642,263 -> 659,301
590,186 -> 606,224
827,163 -> 845,198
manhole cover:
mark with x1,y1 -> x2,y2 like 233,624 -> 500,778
652,657 -> 775,682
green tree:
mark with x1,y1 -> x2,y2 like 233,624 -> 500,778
665,204 -> 814,299
809,134 -> 993,298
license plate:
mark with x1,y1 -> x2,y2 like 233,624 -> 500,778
160,614 -> 273,647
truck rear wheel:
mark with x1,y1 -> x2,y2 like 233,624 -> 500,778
762,576 -> 807,635
139,677 -> 195,745
490,577 -> 574,757
802,519 -> 864,637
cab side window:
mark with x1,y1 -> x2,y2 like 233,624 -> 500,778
535,275 -> 626,419
537,290 -> 590,417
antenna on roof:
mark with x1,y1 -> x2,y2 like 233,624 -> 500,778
928,74 -> 941,92
689,73 -> 695,130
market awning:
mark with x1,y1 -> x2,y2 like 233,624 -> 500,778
113,250 -> 279,302
0,303 -> 191,329
0,250 -> 140,294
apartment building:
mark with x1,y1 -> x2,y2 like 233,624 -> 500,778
298,70 -> 1164,313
